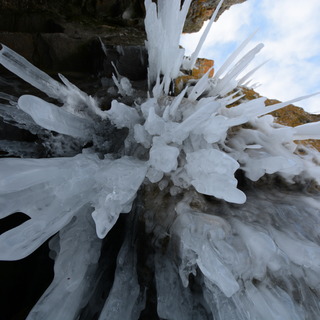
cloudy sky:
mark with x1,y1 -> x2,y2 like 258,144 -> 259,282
180,0 -> 320,113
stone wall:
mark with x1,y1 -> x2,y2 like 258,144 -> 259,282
0,0 -> 246,72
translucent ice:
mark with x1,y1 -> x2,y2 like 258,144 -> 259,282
0,44 -> 105,118
91,156 -> 148,239
144,0 -> 192,93
0,0 -> 320,318
184,0 -> 224,70
98,227 -> 144,320
0,154 -> 99,260
149,138 -> 179,173
26,205 -> 102,320
18,95 -> 95,139
185,149 -> 246,204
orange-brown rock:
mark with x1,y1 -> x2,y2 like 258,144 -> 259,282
184,0 -> 247,33
239,87 -> 320,151
191,58 -> 214,78
174,58 -> 214,94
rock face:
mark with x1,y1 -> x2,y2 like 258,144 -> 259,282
184,0 -> 247,33
0,0 -> 246,72
175,57 -> 214,94
237,88 -> 320,151
0,0 -> 147,73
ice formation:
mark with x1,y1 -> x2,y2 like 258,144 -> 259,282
1,0 -> 320,319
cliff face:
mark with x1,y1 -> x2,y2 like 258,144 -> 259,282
0,0 -> 245,33
0,0 -> 246,72
239,88 -> 320,151
0,0 -> 317,130
184,0 -> 246,33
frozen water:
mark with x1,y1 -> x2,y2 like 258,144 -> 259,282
183,0 -> 224,70
0,154 -> 100,260
144,0 -> 192,93
91,156 -> 148,239
185,149 -> 246,204
18,95 -> 95,139
0,45 -> 105,118
26,205 -> 102,320
98,225 -> 144,320
149,138 -> 179,173
0,0 -> 320,318
106,100 -> 140,129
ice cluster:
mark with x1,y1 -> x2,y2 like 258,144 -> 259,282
1,0 -> 320,319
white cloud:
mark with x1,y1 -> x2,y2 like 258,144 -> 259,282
180,1 -> 254,58
180,0 -> 320,113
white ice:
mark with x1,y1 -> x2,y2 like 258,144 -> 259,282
26,205 -> 102,320
0,0 -> 320,318
18,95 -> 95,139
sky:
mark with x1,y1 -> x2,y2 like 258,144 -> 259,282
180,0 -> 320,114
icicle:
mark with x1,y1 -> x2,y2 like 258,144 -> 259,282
214,29 -> 259,80
144,0 -> 192,94
294,121 -> 320,140
237,60 -> 269,86
26,206 -> 102,320
98,225 -> 144,320
99,36 -> 108,56
163,86 -> 188,121
185,0 -> 224,70
211,43 -> 264,96
188,67 -> 213,101
0,44 -> 69,101
18,95 -> 95,139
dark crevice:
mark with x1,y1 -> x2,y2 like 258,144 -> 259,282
0,212 -> 30,235
0,240 -> 54,320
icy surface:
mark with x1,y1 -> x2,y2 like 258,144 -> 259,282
0,0 -> 320,318
144,0 -> 192,93
26,205 -> 102,320
91,157 -> 148,238
18,95 -> 95,139
0,154 -> 147,259
98,225 -> 144,320
185,149 -> 246,204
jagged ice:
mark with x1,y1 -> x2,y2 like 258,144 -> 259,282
1,0 -> 320,319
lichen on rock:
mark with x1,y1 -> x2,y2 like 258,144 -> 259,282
184,0 -> 247,33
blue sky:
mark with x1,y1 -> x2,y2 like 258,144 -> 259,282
180,0 -> 320,113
